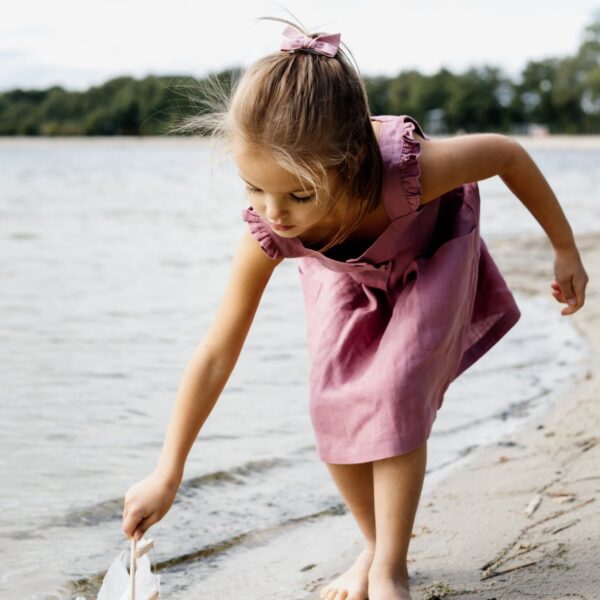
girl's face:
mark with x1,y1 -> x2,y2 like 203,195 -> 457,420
235,147 -> 346,242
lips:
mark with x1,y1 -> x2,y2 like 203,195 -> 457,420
269,222 -> 294,231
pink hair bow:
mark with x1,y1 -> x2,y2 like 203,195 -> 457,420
280,24 -> 341,58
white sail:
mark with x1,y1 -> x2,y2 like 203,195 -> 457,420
96,537 -> 161,600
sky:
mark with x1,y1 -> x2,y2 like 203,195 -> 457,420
1,0 -> 599,92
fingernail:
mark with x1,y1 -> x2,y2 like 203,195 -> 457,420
568,298 -> 576,305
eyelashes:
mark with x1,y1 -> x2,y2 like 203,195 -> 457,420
245,185 -> 314,204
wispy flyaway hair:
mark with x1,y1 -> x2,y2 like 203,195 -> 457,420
169,12 -> 383,254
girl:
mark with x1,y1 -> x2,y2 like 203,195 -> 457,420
121,16 -> 589,600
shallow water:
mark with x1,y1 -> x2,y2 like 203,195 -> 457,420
0,137 -> 594,599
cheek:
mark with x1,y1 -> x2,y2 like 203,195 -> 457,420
306,203 -> 329,221
250,196 -> 266,213
298,205 -> 320,223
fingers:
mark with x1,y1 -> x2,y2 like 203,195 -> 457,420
122,512 -> 137,540
122,503 -> 159,541
551,276 -> 586,315
121,475 -> 174,541
133,514 -> 158,541
576,274 -> 588,300
571,275 -> 588,313
123,513 -> 148,541
122,504 -> 146,540
550,282 -> 562,302
556,276 -> 576,305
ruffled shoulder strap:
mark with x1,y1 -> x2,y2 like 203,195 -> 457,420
241,206 -> 282,259
241,206 -> 301,259
381,115 -> 429,219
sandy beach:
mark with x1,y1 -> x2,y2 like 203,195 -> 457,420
1,135 -> 596,598
298,230 -> 599,599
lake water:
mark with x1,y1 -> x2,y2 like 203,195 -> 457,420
0,136 -> 595,599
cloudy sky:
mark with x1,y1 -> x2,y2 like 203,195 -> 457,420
2,0 -> 599,92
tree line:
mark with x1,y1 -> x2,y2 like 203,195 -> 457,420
1,12 -> 598,136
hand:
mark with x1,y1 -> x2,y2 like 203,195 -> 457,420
551,245 -> 589,316
122,470 -> 181,541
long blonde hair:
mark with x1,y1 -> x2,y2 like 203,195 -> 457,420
170,13 -> 384,254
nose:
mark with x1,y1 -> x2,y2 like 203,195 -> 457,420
264,196 -> 291,224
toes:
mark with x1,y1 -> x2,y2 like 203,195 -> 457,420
321,581 -> 354,600
320,586 -> 332,600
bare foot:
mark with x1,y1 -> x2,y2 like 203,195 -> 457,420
368,570 -> 412,600
319,545 -> 374,600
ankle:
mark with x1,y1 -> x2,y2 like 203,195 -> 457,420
368,560 -> 409,583
363,540 -> 376,554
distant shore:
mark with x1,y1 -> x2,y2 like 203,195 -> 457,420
2,134 -> 600,149
505,135 -> 600,149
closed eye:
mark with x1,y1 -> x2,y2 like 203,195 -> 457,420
244,185 -> 314,204
291,194 -> 314,204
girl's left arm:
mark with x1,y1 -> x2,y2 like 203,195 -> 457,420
417,133 -> 589,315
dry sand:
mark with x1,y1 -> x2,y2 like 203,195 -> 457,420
299,231 -> 599,599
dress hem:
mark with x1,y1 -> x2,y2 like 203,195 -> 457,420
455,303 -> 522,380
315,418 -> 435,464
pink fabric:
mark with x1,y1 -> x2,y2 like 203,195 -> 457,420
280,25 -> 341,58
241,115 -> 521,464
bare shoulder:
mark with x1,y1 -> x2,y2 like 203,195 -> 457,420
414,131 -> 520,205
236,227 -> 285,277
224,228 -> 284,304
201,229 -> 284,366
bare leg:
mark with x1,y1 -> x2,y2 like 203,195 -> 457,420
319,461 -> 376,600
368,443 -> 427,600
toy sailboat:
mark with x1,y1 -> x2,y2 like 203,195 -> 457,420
96,537 -> 161,600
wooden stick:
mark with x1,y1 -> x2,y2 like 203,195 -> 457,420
481,560 -> 538,580
129,537 -> 137,600
480,497 -> 595,572
136,538 -> 154,559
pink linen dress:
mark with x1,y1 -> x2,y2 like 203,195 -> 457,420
241,114 -> 521,464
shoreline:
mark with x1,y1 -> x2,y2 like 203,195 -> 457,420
1,135 -> 600,149
298,231 -> 598,599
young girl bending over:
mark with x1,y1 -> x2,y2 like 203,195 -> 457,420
122,16 -> 588,600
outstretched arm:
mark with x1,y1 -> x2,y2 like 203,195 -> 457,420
155,230 -> 284,484
123,229 -> 284,540
417,133 -> 575,248
416,132 -> 588,315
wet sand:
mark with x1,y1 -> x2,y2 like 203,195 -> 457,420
298,231 -> 599,599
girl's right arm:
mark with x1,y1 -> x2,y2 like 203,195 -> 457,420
122,229 -> 284,540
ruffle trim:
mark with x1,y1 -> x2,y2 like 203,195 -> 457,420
241,207 -> 282,259
399,119 -> 424,212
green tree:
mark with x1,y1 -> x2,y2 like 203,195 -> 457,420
1,11 -> 599,135
575,9 -> 600,131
